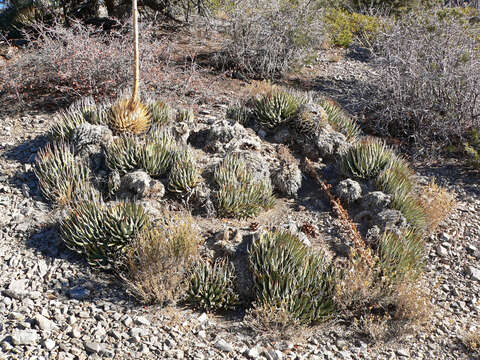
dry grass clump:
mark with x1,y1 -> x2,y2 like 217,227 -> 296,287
121,214 -> 201,304
393,280 -> 431,325
461,326 -> 480,354
419,181 -> 456,234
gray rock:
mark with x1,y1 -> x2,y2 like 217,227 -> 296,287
375,209 -> 407,233
44,338 -> 56,351
262,349 -> 284,360
11,329 -> 39,345
247,346 -> 261,359
436,245 -> 448,257
72,123 -> 113,153
118,170 -> 164,199
68,286 -> 90,300
272,127 -> 291,143
214,339 -> 234,352
467,266 -> 480,282
135,316 -> 150,326
34,314 -> 56,333
362,191 -> 391,213
84,340 -> 102,354
396,348 -> 410,357
335,179 -> 362,204
272,162 -> 302,198
129,328 -> 149,338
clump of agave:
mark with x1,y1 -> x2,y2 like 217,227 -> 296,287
376,158 -> 415,198
249,231 -> 335,324
252,90 -> 303,130
167,147 -> 201,195
60,201 -> 150,269
147,100 -> 172,126
185,259 -> 239,311
377,228 -> 425,286
176,108 -> 195,124
319,99 -> 362,143
106,131 -> 175,177
214,153 -> 275,219
34,142 -> 100,206
340,139 -> 396,180
226,103 -> 251,126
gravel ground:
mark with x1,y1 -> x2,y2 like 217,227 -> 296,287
1,50 -> 480,360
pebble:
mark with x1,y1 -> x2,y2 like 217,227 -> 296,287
11,329 -> 39,345
214,339 -> 234,352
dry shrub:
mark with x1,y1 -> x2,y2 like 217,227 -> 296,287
243,302 -> 305,341
121,213 -> 201,304
352,314 -> 390,342
419,181 -> 456,234
0,20 -> 169,108
393,279 -> 432,325
367,10 -> 480,152
461,326 -> 480,354
214,0 -> 324,79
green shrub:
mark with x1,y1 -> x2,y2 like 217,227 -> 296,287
324,8 -> 382,47
390,193 -> 427,232
214,154 -> 275,219
60,201 -> 150,269
252,90 -> 303,131
249,231 -> 335,324
186,259 -> 239,311
167,147 -> 201,195
340,139 -> 396,179
122,215 -> 201,304
377,229 -> 424,286
343,0 -> 422,12
464,129 -> 480,168
319,99 -> 362,142
34,142 -> 99,206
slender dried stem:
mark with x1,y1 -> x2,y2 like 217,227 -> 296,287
132,0 -> 140,103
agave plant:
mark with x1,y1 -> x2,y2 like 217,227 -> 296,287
340,139 -> 396,180
34,142 -> 99,206
226,104 -> 251,126
167,147 -> 201,195
176,108 -> 195,124
148,100 -> 172,126
248,231 -> 335,324
390,192 -> 428,233
60,201 -> 150,269
377,228 -> 425,286
319,99 -> 362,143
106,136 -> 142,175
214,154 -> 275,219
252,90 -> 302,130
376,158 -> 415,197
185,259 -> 239,311
107,0 -> 151,135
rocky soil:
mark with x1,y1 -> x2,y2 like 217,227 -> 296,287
1,49 -> 480,360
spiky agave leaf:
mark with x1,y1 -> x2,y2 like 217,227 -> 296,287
148,100 -> 172,126
390,192 -> 428,233
176,108 -> 195,124
376,158 -> 416,197
106,136 -> 142,175
34,142 -> 100,206
216,181 -> 275,219
140,131 -> 175,177
291,104 -> 329,138
185,259 -> 239,311
340,138 -> 397,180
167,147 -> 201,195
226,104 -> 251,126
252,90 -> 303,130
214,153 -> 275,219
377,228 -> 425,286
60,201 -> 150,269
319,99 -> 362,143
108,98 -> 151,135
248,231 -> 335,324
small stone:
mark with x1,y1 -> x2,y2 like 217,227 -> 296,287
34,314 -> 56,333
247,346 -> 260,359
214,339 -> 234,352
123,316 -> 133,327
129,328 -> 148,338
11,329 -> 39,345
467,265 -> 480,282
44,339 -> 56,351
436,245 -> 448,257
84,341 -> 101,354
197,313 -> 208,323
68,286 -> 90,300
135,316 -> 150,326
396,348 -> 410,357
335,179 -> 362,203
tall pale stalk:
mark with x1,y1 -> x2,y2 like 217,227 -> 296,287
131,0 -> 140,105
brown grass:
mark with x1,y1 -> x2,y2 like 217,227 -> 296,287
121,212 -> 201,304
393,279 -> 432,325
419,180 -> 456,234
461,326 -> 480,354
